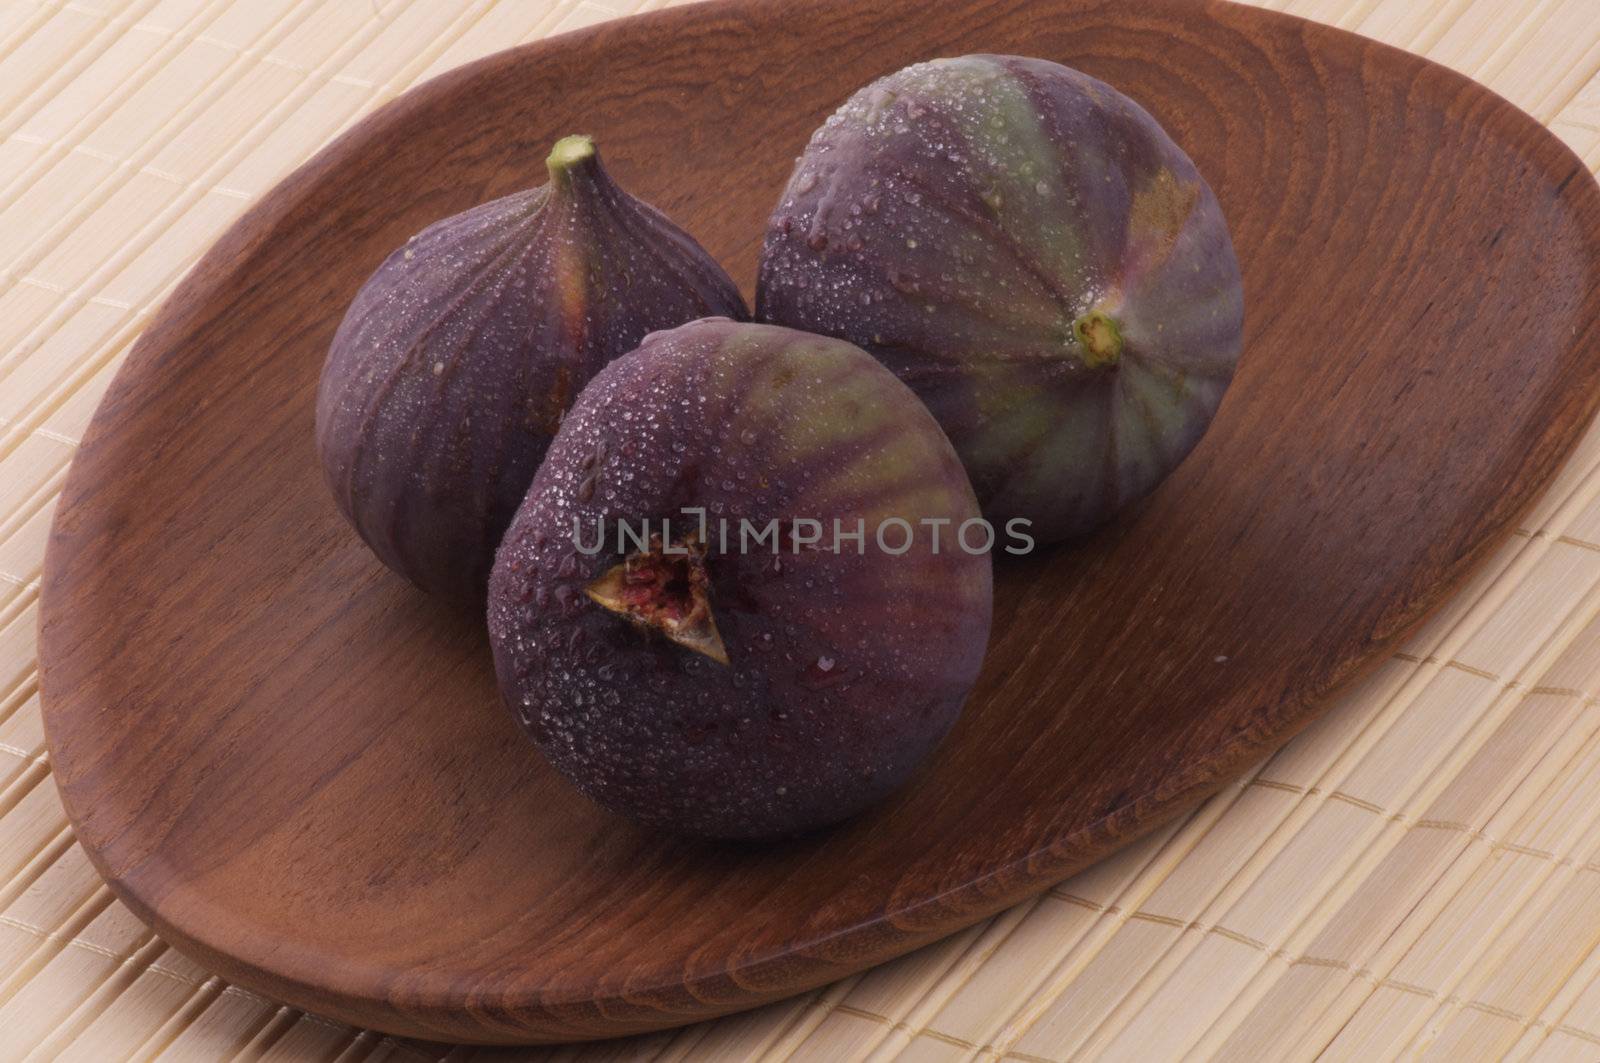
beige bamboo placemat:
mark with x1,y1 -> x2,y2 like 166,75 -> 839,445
3,0 -> 1600,1059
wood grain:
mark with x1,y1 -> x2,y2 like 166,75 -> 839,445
35,0 -> 1600,1045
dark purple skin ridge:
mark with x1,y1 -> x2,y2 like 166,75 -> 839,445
315,143 -> 747,600
487,319 -> 994,840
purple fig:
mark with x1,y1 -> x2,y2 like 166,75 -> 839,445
316,136 -> 747,598
757,55 -> 1244,544
487,319 -> 994,840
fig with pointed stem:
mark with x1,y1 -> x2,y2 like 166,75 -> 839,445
316,135 -> 747,599
488,319 -> 994,840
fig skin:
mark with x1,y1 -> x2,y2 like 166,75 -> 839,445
487,319 -> 994,840
756,55 -> 1244,544
316,136 -> 747,599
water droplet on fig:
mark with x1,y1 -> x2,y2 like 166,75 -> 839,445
801,655 -> 847,689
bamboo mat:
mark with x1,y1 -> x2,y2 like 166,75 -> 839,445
3,0 -> 1600,1059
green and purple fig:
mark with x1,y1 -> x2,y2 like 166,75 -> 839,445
487,319 -> 994,840
317,136 -> 747,598
757,55 -> 1244,543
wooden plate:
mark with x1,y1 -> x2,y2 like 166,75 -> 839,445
37,0 -> 1600,1045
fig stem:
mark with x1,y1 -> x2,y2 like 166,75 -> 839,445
546,134 -> 598,188
1072,310 -> 1124,369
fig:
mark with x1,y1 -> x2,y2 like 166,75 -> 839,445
756,55 -> 1244,543
487,319 -> 994,840
316,135 -> 747,598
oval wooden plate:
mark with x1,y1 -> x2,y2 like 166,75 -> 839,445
37,0 -> 1600,1045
